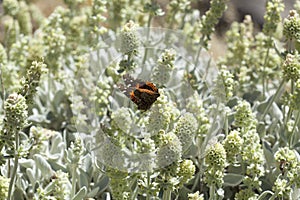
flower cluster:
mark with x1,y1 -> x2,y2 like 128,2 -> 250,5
177,159 -> 196,187
87,0 -> 107,47
186,92 -> 210,137
263,0 -> 284,37
37,170 -> 70,199
283,10 -> 300,41
156,158 -> 195,193
118,21 -> 140,73
18,60 -> 47,105
107,168 -> 130,200
200,0 -> 228,47
67,138 -> 84,164
119,21 -> 140,55
174,112 -> 198,152
282,53 -> 300,82
204,142 -> 226,188
220,15 -> 253,67
0,176 -> 9,200
166,0 -> 191,29
1,93 -> 28,135
92,80 -> 112,118
156,131 -> 182,168
188,191 -> 204,200
42,7 -> 67,72
9,35 -> 29,69
17,1 -> 32,35
241,129 -> 265,190
2,0 -> 19,17
151,49 -> 176,86
233,100 -> 257,130
234,188 -> 258,200
272,178 -> 291,199
29,126 -> 57,154
274,147 -> 297,175
223,130 -> 242,164
213,65 -> 236,101
146,90 -> 180,134
111,107 -> 133,133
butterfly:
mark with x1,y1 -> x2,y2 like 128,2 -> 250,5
118,74 -> 160,111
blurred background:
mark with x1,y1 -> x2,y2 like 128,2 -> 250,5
30,0 -> 296,30
0,0 -> 297,58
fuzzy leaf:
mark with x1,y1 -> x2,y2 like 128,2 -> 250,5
94,176 -> 109,194
50,133 -> 64,154
223,173 -> 244,186
78,169 -> 89,188
13,188 -> 25,200
257,190 -> 274,200
87,186 -> 101,198
263,141 -> 275,167
34,154 -> 53,179
19,158 -> 35,168
291,188 -> 300,200
26,168 -> 36,184
257,122 -> 266,135
72,187 -> 87,200
48,159 -> 67,172
53,90 -> 67,109
227,96 -> 239,108
257,98 -> 269,114
243,90 -> 261,103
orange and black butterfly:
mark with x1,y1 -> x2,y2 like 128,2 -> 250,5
118,74 -> 160,111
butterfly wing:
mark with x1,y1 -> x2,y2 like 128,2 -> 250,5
134,88 -> 160,110
117,74 -> 160,110
117,74 -> 144,97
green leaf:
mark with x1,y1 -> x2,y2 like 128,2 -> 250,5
223,173 -> 244,186
257,122 -> 266,136
50,133 -> 64,155
34,154 -> 53,179
257,190 -> 274,200
227,96 -> 239,108
48,159 -> 67,172
263,141 -> 275,167
243,90 -> 261,103
291,188 -> 300,200
257,99 -> 269,114
26,168 -> 36,184
19,159 -> 34,168
13,188 -> 25,200
87,187 -> 101,198
78,169 -> 89,188
72,187 -> 87,200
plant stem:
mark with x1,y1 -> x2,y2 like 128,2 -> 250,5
142,14 -> 153,65
71,163 -> 77,198
162,188 -> 172,200
261,79 -> 285,120
7,131 -> 19,200
194,35 -> 205,68
224,112 -> 228,136
146,172 -> 151,200
262,45 -> 271,97
290,110 -> 300,147
0,64 -> 5,110
284,105 -> 293,126
209,184 -> 216,200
